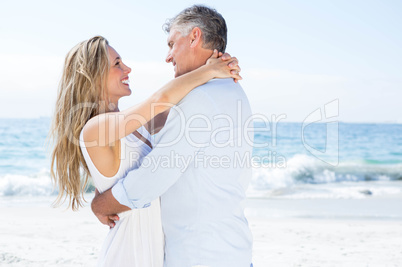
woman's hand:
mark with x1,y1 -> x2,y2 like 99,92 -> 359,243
206,49 -> 242,83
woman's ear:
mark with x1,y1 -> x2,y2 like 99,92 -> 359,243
189,27 -> 202,48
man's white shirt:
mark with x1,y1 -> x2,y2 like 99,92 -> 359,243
112,78 -> 254,267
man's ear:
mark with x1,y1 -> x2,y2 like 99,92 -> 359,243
189,27 -> 202,48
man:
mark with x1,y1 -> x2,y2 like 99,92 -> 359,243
92,5 -> 254,267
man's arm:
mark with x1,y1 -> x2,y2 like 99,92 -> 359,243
91,189 -> 129,227
92,88 -> 216,215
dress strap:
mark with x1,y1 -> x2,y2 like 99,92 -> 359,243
137,126 -> 153,146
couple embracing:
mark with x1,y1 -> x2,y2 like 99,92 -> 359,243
50,5 -> 253,267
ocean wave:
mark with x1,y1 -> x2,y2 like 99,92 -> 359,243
0,170 -> 57,197
247,181 -> 402,199
1,155 -> 401,199
0,170 -> 97,198
250,154 -> 402,191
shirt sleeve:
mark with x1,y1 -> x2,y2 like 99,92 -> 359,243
112,89 -> 216,209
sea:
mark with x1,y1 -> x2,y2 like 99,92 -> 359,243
0,118 -> 401,200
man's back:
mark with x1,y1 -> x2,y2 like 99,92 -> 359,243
158,78 -> 253,267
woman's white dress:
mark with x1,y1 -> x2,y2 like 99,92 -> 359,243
79,126 -> 164,267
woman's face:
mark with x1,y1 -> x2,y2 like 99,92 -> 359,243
106,46 -> 132,104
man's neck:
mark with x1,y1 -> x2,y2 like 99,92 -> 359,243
188,48 -> 214,73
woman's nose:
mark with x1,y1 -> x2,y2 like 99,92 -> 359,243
124,64 -> 131,74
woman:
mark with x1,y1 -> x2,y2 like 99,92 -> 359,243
49,36 -> 241,266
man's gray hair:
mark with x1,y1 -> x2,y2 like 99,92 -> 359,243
163,5 -> 227,52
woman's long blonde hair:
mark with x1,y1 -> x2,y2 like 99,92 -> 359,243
49,36 -> 110,210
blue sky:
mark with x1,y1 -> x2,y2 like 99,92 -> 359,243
1,0 -> 401,122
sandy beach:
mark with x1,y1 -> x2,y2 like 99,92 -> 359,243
246,197 -> 402,266
2,190 -> 402,267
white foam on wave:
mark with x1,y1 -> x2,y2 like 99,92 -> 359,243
0,169 -> 57,197
1,154 -> 401,199
247,180 -> 402,199
249,154 -> 402,198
